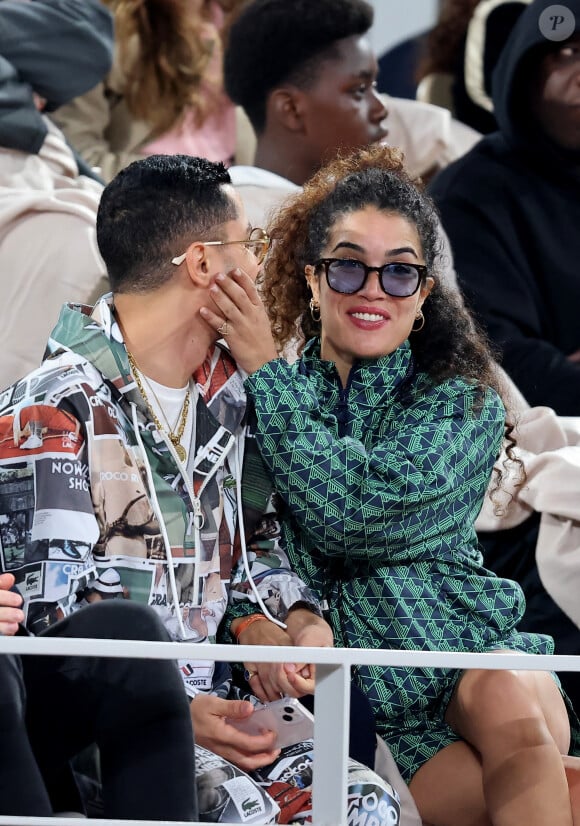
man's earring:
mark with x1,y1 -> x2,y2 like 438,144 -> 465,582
309,298 -> 321,322
412,310 -> 425,332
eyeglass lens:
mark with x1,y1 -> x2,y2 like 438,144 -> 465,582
326,259 -> 420,297
246,229 -> 269,263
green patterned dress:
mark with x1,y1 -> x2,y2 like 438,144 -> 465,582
246,339 -> 562,782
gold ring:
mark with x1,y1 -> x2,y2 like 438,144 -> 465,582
218,321 -> 229,337
244,669 -> 257,681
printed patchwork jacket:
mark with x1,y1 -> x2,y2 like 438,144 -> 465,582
0,296 -> 320,695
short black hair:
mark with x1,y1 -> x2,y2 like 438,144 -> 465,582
96,154 -> 236,293
224,0 -> 374,133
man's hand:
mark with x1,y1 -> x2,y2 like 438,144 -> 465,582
0,573 -> 24,636
237,618 -> 309,701
285,608 -> 334,648
283,608 -> 334,693
233,610 -> 334,701
190,694 -> 279,771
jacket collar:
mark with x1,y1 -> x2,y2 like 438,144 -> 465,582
47,295 -> 143,405
300,337 -> 415,402
46,295 -> 247,434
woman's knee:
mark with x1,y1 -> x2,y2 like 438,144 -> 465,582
447,669 -> 556,751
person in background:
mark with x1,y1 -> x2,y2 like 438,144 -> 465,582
0,0 -> 113,391
224,0 -> 477,276
422,0 -> 580,718
200,143 -> 580,826
53,0 -> 244,182
414,0 -> 528,133
429,0 -> 580,414
376,32 -> 426,101
224,0 -> 388,226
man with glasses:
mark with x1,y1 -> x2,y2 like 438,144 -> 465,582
0,154 -> 334,809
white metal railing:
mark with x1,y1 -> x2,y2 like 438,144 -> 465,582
1,637 -> 580,826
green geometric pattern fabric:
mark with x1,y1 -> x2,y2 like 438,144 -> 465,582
246,340 -> 563,781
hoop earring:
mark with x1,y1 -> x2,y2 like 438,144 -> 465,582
412,310 -> 425,332
309,298 -> 321,322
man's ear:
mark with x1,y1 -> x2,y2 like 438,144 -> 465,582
183,243 -> 213,288
269,87 -> 305,134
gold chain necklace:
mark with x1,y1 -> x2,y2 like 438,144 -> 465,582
126,350 -> 190,463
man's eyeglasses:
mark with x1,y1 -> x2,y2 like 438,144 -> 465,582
314,258 -> 428,298
171,227 -> 270,267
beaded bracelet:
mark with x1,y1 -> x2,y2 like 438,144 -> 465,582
232,613 -> 269,642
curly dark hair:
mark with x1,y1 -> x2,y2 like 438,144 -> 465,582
224,0 -> 373,133
262,143 -> 497,388
260,143 -> 524,505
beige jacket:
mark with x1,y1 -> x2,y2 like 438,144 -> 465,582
476,405 -> 580,630
53,23 -> 236,184
51,56 -> 150,183
0,119 -> 107,389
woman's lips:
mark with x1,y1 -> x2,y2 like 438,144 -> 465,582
347,307 -> 390,328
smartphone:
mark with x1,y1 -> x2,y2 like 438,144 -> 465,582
227,696 -> 314,749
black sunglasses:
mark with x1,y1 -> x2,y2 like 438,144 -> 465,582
314,258 -> 428,298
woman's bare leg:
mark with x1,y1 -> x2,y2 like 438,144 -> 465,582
564,756 -> 580,826
445,668 -> 572,826
409,740 -> 490,826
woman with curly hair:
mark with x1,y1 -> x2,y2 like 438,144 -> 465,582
53,0 -> 243,182
200,143 -> 580,825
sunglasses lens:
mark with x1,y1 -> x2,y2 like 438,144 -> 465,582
326,260 -> 366,294
381,263 -> 420,297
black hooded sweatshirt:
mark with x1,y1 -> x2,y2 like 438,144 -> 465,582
429,0 -> 580,414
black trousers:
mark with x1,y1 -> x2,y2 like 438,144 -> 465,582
0,601 -> 197,820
